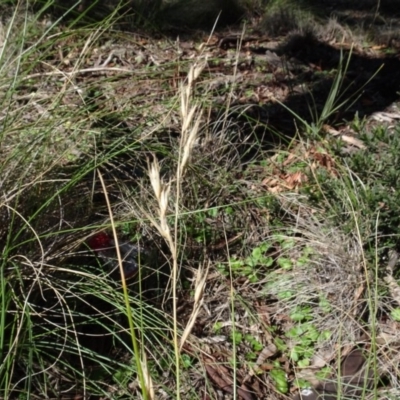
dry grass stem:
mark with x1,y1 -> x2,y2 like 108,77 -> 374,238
179,117 -> 201,177
98,169 -> 149,400
148,158 -> 162,202
144,58 -> 206,399
141,356 -> 155,400
180,262 -> 209,350
148,158 -> 172,241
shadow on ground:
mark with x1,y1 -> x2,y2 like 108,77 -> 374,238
231,32 -> 400,150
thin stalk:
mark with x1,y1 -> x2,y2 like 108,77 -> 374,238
98,170 -> 149,400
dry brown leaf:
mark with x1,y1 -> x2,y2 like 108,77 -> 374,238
204,362 -> 255,400
284,171 -> 308,188
340,134 -> 366,149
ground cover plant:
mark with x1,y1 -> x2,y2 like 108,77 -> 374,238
1,0 -> 400,399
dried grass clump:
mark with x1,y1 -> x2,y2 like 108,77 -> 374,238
262,195 -> 370,377
271,200 -> 365,315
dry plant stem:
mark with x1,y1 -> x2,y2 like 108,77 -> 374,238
225,225 -> 239,399
370,213 -> 380,394
174,61 -> 204,396
146,60 -> 205,399
221,26 -> 245,132
97,170 -> 150,400
212,26 -> 246,399
148,158 -> 180,397
179,262 -> 209,350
